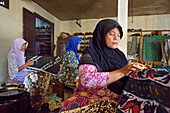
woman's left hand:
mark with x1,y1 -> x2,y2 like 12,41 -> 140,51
26,61 -> 34,66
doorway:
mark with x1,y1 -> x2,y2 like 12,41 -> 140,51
23,8 -> 54,56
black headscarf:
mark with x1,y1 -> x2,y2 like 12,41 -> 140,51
81,19 -> 128,94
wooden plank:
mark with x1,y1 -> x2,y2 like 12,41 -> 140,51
139,36 -> 143,60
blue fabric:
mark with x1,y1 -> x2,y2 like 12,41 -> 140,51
65,36 -> 82,62
35,41 -> 40,55
13,71 -> 27,82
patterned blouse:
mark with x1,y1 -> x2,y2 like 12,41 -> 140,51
59,64 -> 121,112
58,51 -> 79,89
8,53 -> 27,82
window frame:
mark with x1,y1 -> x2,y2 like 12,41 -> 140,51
0,0 -> 9,9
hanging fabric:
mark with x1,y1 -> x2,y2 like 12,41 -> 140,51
127,35 -> 139,55
142,36 -> 169,62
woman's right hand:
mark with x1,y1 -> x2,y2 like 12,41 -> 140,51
120,62 -> 145,76
108,62 -> 145,84
26,61 -> 34,66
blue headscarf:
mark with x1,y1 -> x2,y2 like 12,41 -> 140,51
65,36 -> 82,62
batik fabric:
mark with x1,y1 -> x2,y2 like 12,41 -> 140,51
58,51 -> 79,89
117,68 -> 170,113
59,64 -> 121,112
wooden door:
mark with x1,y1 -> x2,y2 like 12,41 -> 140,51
35,13 -> 54,56
23,8 -> 35,56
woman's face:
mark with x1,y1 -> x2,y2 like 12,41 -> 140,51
20,43 -> 27,51
77,43 -> 81,51
105,27 -> 120,49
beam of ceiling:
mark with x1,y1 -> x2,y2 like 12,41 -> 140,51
33,0 -> 170,21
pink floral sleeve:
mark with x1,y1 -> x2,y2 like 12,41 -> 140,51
8,53 -> 19,79
78,64 -> 109,89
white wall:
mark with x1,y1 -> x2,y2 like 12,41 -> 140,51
0,0 -> 60,83
60,17 -> 118,35
61,14 -> 170,35
128,14 -> 170,30
61,14 -> 170,55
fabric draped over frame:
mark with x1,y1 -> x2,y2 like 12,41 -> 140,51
142,36 -> 169,62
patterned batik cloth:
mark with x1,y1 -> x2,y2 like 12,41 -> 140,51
58,51 -> 79,89
117,68 -> 170,113
8,53 -> 27,82
59,64 -> 121,113
24,71 -> 51,106
26,55 -> 61,75
61,99 -> 119,113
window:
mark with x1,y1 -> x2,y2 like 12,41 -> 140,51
0,0 -> 9,9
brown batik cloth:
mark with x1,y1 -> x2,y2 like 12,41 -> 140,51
24,71 -> 51,107
61,99 -> 119,113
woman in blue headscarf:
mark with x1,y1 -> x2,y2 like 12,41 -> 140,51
58,36 -> 82,89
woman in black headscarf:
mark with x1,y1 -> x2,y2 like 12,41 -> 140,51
59,19 -> 144,113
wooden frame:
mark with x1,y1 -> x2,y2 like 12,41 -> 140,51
128,30 -> 170,66
34,13 -> 55,56
57,36 -> 71,57
23,8 -> 55,56
0,0 -> 9,9
128,30 -> 170,60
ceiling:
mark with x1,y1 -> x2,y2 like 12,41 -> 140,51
33,0 -> 170,21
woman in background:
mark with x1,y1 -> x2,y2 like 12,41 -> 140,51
7,38 -> 34,82
59,19 -> 144,112
58,36 -> 82,89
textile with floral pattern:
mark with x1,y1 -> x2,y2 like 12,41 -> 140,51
59,64 -> 121,112
58,51 -> 79,89
117,68 -> 170,113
